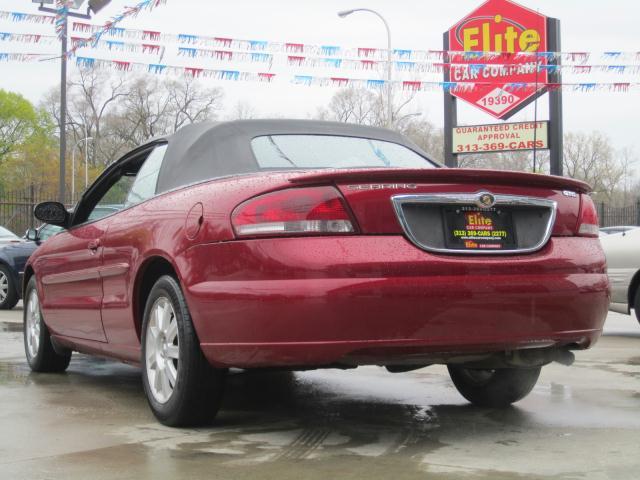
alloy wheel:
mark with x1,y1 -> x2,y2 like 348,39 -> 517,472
25,289 -> 41,359
145,296 -> 180,404
0,271 -> 8,303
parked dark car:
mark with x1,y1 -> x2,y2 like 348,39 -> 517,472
0,224 -> 64,309
25,120 -> 608,427
0,226 -> 21,243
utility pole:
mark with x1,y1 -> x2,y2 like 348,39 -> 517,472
36,1 -> 109,203
338,8 -> 393,127
59,12 -> 68,203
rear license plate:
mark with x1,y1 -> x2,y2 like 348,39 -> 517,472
443,207 -> 517,251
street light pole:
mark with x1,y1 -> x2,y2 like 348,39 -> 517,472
59,13 -> 68,204
71,135 -> 92,202
37,1 -> 104,204
338,8 -> 393,128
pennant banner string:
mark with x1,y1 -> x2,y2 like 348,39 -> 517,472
66,20 -> 640,64
0,52 -> 58,61
0,10 -> 54,25
2,10 -> 639,64
4,32 -> 639,76
69,55 -> 640,92
0,32 -> 57,44
1,51 -> 638,93
66,0 -> 168,57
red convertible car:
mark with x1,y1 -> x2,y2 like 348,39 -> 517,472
25,120 -> 609,426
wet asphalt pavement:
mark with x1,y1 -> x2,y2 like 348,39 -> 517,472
0,306 -> 639,479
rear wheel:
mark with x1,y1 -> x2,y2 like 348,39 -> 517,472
447,365 -> 541,408
23,276 -> 72,372
0,265 -> 19,310
634,286 -> 640,324
141,275 -> 226,427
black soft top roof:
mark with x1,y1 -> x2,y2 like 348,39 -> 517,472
152,119 -> 435,193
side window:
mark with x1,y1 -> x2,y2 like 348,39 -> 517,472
38,224 -> 63,241
124,144 -> 167,208
74,144 -> 168,226
93,175 -> 136,219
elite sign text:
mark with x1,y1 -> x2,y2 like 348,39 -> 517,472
448,0 -> 549,119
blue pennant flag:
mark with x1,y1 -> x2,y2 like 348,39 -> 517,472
323,58 -> 342,68
221,70 -> 240,80
367,79 -> 385,89
394,49 -> 412,59
251,53 -> 271,62
106,27 -> 125,37
148,64 -> 166,74
395,61 -> 415,70
106,40 -> 124,50
294,75 -> 313,85
178,34 -> 198,44
249,40 -> 268,50
76,57 -> 95,68
577,83 -> 597,92
178,47 -> 197,57
321,46 -> 340,56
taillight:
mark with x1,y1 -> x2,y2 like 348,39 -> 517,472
577,194 -> 599,237
232,186 -> 356,237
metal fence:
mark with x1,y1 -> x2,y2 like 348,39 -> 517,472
598,201 -> 640,228
0,186 -> 68,236
1,185 -> 639,235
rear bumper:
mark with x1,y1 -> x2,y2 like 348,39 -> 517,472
179,236 -> 609,368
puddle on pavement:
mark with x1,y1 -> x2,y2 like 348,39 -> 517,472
0,321 -> 23,333
0,359 -> 31,384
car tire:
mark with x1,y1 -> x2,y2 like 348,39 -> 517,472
141,275 -> 226,427
634,286 -> 640,324
23,276 -> 72,373
0,265 -> 19,310
447,365 -> 541,408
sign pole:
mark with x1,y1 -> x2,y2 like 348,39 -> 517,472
59,12 -> 68,204
547,17 -> 563,176
443,32 -> 458,168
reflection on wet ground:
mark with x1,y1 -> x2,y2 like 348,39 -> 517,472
0,320 -> 22,333
0,317 -> 639,479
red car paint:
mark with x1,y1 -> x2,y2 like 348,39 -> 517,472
26,168 -> 609,367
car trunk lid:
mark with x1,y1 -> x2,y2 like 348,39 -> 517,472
288,168 -> 586,254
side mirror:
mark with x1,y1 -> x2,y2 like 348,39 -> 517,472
25,228 -> 38,241
34,202 -> 69,228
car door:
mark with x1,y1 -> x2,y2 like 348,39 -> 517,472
603,228 -> 640,310
38,172 -> 136,342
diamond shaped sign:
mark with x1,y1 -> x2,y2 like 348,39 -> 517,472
447,0 -> 548,119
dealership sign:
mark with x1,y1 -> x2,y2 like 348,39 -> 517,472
448,0 -> 548,119
452,121 -> 548,154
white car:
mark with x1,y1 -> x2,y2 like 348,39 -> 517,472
600,228 -> 640,323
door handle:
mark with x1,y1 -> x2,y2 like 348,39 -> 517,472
88,239 -> 101,252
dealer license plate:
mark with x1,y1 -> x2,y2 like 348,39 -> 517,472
443,207 -> 517,251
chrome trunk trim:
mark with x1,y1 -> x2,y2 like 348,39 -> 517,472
391,192 -> 557,255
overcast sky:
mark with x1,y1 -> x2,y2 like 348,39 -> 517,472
0,0 -> 639,158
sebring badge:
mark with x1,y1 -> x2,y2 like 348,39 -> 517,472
476,192 -> 496,209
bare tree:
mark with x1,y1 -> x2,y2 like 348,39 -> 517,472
563,131 -> 626,202
228,100 -> 257,120
166,77 -> 223,131
68,68 -> 129,166
398,118 -> 444,164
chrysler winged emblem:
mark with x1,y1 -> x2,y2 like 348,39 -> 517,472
476,192 -> 496,209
